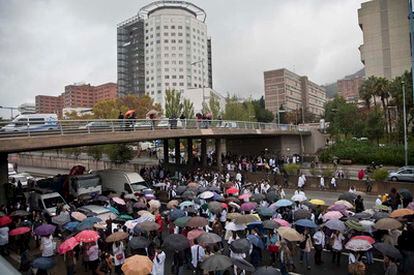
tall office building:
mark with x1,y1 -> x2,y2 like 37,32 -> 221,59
264,68 -> 326,119
117,1 -> 212,108
358,0 -> 411,79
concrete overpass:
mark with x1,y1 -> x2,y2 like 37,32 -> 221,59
0,119 -> 326,203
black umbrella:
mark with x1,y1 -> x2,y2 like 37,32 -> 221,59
263,220 -> 279,230
197,186 -> 208,194
201,255 -> 232,272
208,186 -> 221,193
230,238 -> 251,254
129,236 -> 150,249
232,258 -> 255,272
176,186 -> 187,195
373,211 -> 389,220
266,191 -> 279,203
169,209 -> 186,221
251,194 -> 265,203
338,192 -> 357,203
293,209 -> 311,220
374,243 -> 402,259
163,234 -> 190,251
399,189 -> 413,201
254,266 -> 280,275
353,212 -> 372,220
182,190 -> 196,200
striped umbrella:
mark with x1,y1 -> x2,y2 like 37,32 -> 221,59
345,220 -> 364,231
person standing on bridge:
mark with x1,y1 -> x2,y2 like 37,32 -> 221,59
118,112 -> 124,131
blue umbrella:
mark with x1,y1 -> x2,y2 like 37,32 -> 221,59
32,256 -> 56,270
247,221 -> 264,232
295,219 -> 317,228
106,206 -> 120,215
247,234 -> 265,249
213,193 -> 223,201
275,199 -> 293,208
258,207 -> 274,217
169,209 -> 186,221
76,220 -> 95,231
64,221 -> 80,232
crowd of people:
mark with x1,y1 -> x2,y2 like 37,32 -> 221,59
0,166 -> 412,275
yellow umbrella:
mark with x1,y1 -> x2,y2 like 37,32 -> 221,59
277,227 -> 303,242
309,199 -> 325,206
122,255 -> 153,275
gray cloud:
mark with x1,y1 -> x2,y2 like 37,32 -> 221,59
0,0 -> 365,117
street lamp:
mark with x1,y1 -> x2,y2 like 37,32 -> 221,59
191,59 -> 205,111
402,80 -> 408,166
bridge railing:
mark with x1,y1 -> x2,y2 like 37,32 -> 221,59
0,118 -> 308,138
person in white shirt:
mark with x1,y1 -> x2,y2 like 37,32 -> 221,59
152,247 -> 166,275
331,177 -> 337,190
349,186 -> 356,193
313,228 -> 325,265
236,172 -> 242,182
220,209 -> 227,227
319,176 -> 325,190
279,188 -> 286,199
112,241 -> 125,274
297,177 -> 304,189
330,231 -> 344,266
190,242 -> 205,272
375,195 -> 383,206
41,235 -> 54,257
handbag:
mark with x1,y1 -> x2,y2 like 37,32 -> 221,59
116,253 -> 124,261
267,244 -> 279,253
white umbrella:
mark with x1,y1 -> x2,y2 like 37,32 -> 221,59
199,191 -> 215,200
345,239 -> 372,251
225,222 -> 246,231
291,194 -> 307,202
148,200 -> 161,209
359,220 -> 375,233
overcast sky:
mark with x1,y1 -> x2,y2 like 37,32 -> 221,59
0,0 -> 365,117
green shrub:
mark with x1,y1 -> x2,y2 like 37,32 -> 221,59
322,166 -> 334,177
372,168 -> 389,182
283,164 -> 300,176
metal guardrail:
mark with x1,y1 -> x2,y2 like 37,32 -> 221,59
0,118 -> 309,138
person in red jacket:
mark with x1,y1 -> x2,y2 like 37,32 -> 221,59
357,169 -> 365,180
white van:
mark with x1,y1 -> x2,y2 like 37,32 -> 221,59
0,114 -> 58,133
8,164 -> 16,176
69,174 -> 102,197
29,189 -> 70,217
94,169 -> 147,195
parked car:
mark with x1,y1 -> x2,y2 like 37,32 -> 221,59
388,167 -> 414,182
78,205 -> 117,222
0,114 -> 58,133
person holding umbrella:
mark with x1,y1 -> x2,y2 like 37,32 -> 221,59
152,246 -> 166,275
112,240 -> 125,275
190,240 -> 206,274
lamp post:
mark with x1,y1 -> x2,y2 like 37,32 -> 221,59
402,80 -> 408,166
191,59 -> 205,112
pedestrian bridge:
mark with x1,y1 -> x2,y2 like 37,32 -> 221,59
0,119 -> 311,153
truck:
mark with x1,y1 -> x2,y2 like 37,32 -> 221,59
69,174 -> 102,197
28,188 -> 70,218
93,169 -> 147,196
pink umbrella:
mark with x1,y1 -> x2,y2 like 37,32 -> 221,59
240,202 -> 257,212
328,204 -> 348,212
351,235 -> 375,244
187,229 -> 205,241
71,211 -> 87,222
112,197 -> 126,205
323,211 -> 343,221
226,187 -> 239,195
273,218 -> 290,227
238,194 -> 252,200
75,230 -> 100,243
58,237 -> 79,254
9,226 -> 31,236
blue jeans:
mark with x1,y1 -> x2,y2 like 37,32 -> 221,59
300,251 -> 311,267
279,262 -> 289,275
366,250 -> 373,264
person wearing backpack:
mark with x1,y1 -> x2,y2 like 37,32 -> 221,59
299,229 -> 313,270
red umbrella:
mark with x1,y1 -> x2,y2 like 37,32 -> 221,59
9,226 -> 31,236
351,235 -> 375,244
75,230 -> 100,243
0,216 -> 12,227
226,187 -> 239,195
58,237 -> 79,254
124,110 -> 136,118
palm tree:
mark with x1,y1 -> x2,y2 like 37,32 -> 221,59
374,77 -> 391,133
359,76 -> 377,109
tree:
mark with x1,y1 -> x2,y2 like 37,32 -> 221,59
365,107 -> 385,144
93,99 -> 127,119
223,96 -> 256,121
359,76 -> 378,109
252,96 -> 274,123
208,92 -> 221,119
63,110 -> 94,120
104,144 -> 134,164
63,147 -> 82,159
164,89 -> 183,118
118,94 -> 162,119
324,97 -> 362,138
86,145 -> 104,161
182,98 -> 195,119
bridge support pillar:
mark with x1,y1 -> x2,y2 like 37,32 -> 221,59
201,138 -> 207,167
187,138 -> 193,165
215,138 -> 222,168
0,153 -> 7,204
163,139 -> 169,164
174,138 -> 180,165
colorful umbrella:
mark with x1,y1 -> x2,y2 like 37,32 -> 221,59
75,230 -> 100,243
277,227 -> 303,242
169,209 -> 186,221
63,221 -> 79,232
227,212 -> 241,220
273,218 -> 290,227
247,234 -> 265,249
309,199 -> 325,206
239,193 -> 252,200
199,191 -> 215,200
335,200 -> 354,209
148,200 -> 161,209
34,224 -> 56,236
345,239 -> 372,251
295,219 -> 317,228
187,216 -> 208,228
122,255 -> 153,275
226,187 -> 239,195
351,235 -> 375,244
359,220 -> 375,233
201,255 -> 232,272
179,201 -> 194,208
71,211 -> 87,222
345,220 -> 365,231
234,214 -> 260,225
240,202 -> 257,212
389,208 -> 414,218
51,212 -> 71,226
106,206 -> 120,215
375,204 -> 390,212
263,220 -> 279,230
274,199 -> 293,208
0,216 -> 12,227
136,221 -> 160,232
9,226 -> 31,236
328,204 -> 348,212
112,197 -> 126,205
174,216 -> 191,227
324,219 -> 346,232
187,229 -> 205,241
208,201 -> 223,214
323,211 -> 343,221
374,218 -> 402,230
58,237 -> 79,254
258,207 -> 274,217
105,231 -> 129,243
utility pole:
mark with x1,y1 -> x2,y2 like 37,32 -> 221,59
409,0 -> 414,103
402,81 -> 408,166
